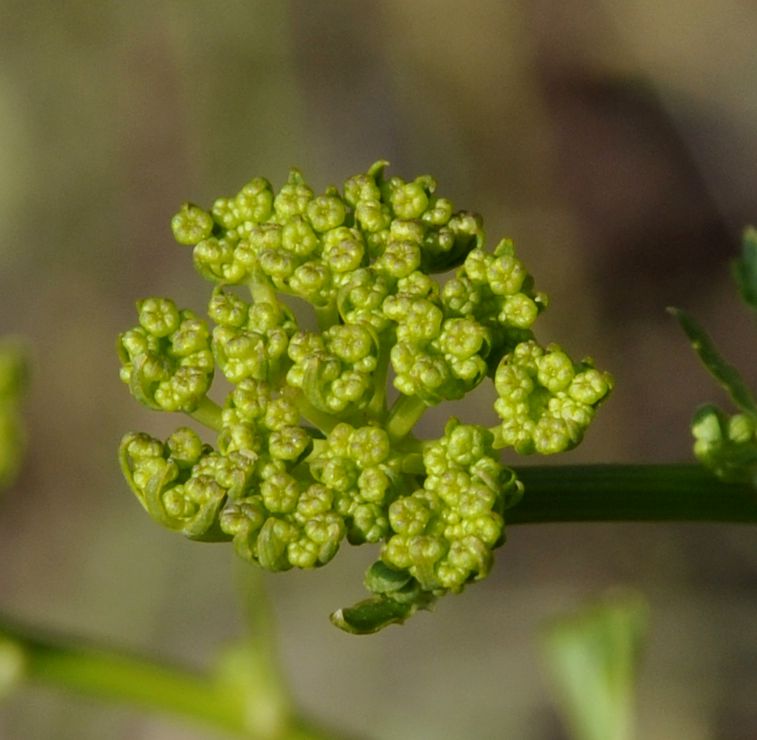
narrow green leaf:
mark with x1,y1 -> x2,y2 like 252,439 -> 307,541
669,307 -> 757,417
732,226 -> 757,310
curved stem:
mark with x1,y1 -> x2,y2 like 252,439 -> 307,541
0,613 -> 342,739
249,280 -> 278,307
510,464 -> 757,524
187,396 -> 223,432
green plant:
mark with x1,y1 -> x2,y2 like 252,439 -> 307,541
670,227 -> 757,486
116,161 -> 613,634
1,163 -> 756,739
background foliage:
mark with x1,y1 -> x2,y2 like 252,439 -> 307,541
0,2 -> 755,738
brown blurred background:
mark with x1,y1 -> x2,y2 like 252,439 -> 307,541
0,1 -> 755,738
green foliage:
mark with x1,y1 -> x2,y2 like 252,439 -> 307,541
672,228 -> 757,487
670,307 -> 757,416
118,162 -> 612,632
732,226 -> 757,310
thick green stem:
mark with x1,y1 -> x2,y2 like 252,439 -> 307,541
510,464 -> 757,524
188,396 -> 223,432
249,280 -> 278,307
0,614 -> 340,739
386,395 -> 428,441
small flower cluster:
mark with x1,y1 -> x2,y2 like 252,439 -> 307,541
118,162 -> 612,632
118,300 -> 213,413
382,420 -> 515,591
691,406 -> 757,485
494,341 -> 612,455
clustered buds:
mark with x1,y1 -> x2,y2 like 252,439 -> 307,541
383,420 -> 518,592
494,341 -> 612,455
118,162 -> 612,632
118,299 -> 213,413
334,419 -> 521,633
691,406 -> 757,485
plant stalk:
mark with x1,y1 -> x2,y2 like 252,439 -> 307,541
0,614 -> 340,739
188,395 -> 224,432
386,395 -> 428,441
510,464 -> 757,524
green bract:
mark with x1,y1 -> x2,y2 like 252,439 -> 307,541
118,162 -> 612,633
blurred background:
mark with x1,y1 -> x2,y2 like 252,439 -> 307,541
0,1 -> 756,737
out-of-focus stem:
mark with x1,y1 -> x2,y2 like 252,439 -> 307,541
0,613 -> 345,739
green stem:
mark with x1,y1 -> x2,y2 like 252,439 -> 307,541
366,340 -> 390,421
510,464 -> 757,524
187,395 -> 223,432
0,614 -> 341,739
249,280 -> 278,306
294,393 -> 341,435
1,614 -> 238,731
386,395 -> 428,441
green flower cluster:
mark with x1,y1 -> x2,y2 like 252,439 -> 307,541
383,420 -> 518,591
494,341 -> 612,455
118,299 -> 213,413
0,341 -> 25,489
691,406 -> 757,485
309,422 -> 398,545
119,162 -> 612,633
